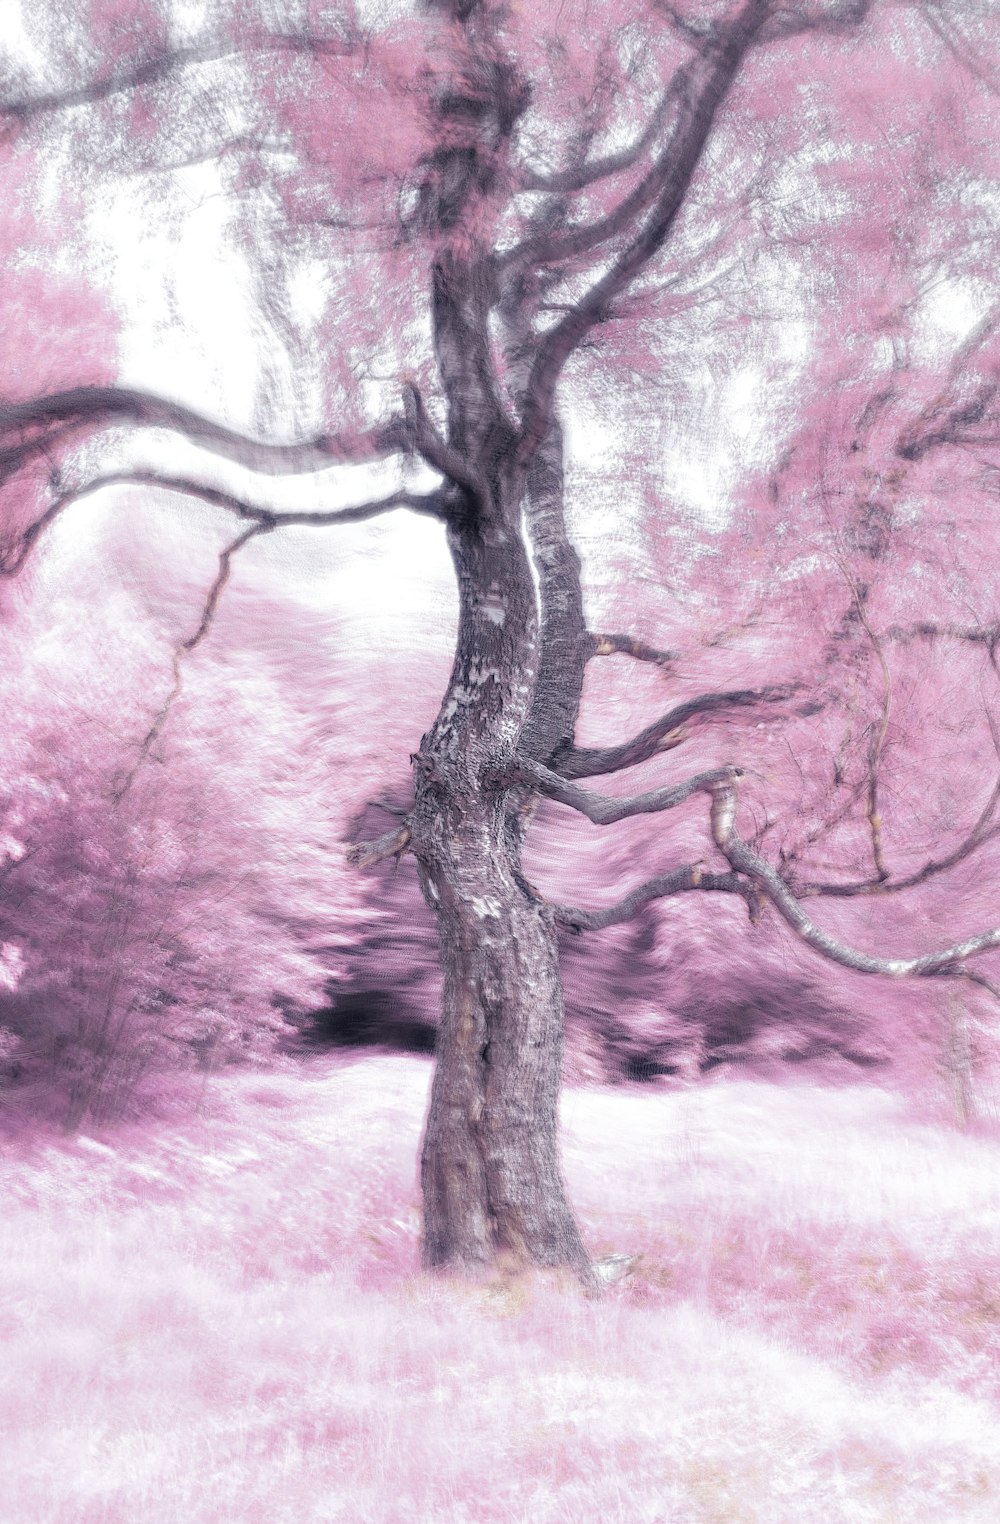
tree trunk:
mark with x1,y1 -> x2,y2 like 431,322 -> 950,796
417,818 -> 590,1277
409,506 -> 592,1283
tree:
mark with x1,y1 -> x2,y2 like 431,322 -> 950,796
3,0 -> 1000,1286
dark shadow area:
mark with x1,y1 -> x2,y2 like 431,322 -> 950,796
304,989 -> 437,1055
311,799 -> 891,1079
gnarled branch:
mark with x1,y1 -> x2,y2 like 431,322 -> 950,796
509,755 -> 736,825
708,773 -> 1000,983
552,862 -> 757,932
557,686 -> 795,780
0,470 -> 451,578
0,386 -> 410,489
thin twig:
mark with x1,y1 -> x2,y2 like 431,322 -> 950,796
114,521 -> 273,800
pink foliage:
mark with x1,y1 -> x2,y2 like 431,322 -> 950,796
0,516 -> 387,1125
0,151 -> 119,402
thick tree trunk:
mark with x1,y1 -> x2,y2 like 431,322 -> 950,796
416,819 -> 590,1277
407,35 -> 597,1280
409,506 -> 593,1283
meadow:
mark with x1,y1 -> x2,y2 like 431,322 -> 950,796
3,1053 -> 999,1523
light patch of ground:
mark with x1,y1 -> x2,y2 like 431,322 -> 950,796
2,1054 -> 999,1522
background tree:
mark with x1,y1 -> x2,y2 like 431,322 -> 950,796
0,511 -> 378,1126
3,0 -> 1000,1286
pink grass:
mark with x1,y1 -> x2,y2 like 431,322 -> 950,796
3,1055 -> 1000,1522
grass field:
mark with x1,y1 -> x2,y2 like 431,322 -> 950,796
2,1053 -> 999,1522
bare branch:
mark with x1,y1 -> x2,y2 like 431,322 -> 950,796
0,386 -> 410,488
954,966 -> 1000,1004
796,638 -> 1000,898
114,520 -> 273,800
505,81 -> 691,271
0,29 -> 357,132
509,755 -> 736,825
914,2 -> 1000,100
587,631 -> 677,669
557,686 -> 796,780
346,824 -> 412,869
776,769 -> 870,878
799,767 -> 1000,899
552,862 -> 757,932
709,773 -> 1000,981
402,382 -> 481,498
518,94 -> 672,196
0,470 -> 451,578
517,0 -> 773,463
883,619 -> 1000,652
896,302 -> 1000,461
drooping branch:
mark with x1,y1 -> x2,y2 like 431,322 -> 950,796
114,520 -> 274,799
551,862 -> 758,932
557,686 -> 795,780
708,772 -> 1000,981
529,759 -> 1000,983
0,470 -> 452,579
793,624 -> 1000,897
776,768 -> 870,877
0,385 -> 410,487
797,735 -> 1000,899
955,966 -> 1000,1004
509,755 -> 736,825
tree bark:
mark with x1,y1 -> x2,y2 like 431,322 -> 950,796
409,502 -> 593,1282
